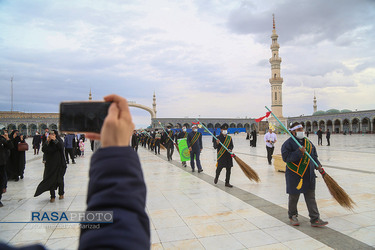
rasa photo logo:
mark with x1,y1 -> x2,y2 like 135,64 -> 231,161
31,211 -> 113,223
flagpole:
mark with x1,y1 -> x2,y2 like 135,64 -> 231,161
157,121 -> 179,152
265,106 -> 320,168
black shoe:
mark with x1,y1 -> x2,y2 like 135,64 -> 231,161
225,183 -> 233,188
214,177 -> 218,184
0,201 -> 3,207
20,175 -> 24,179
14,177 -> 19,182
72,162 -> 76,164
192,169 -> 195,172
66,162 -> 69,164
198,169 -> 203,173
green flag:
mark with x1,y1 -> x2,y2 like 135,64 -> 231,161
178,138 -> 190,162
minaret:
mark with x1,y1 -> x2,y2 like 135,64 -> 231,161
269,14 -> 283,118
313,92 -> 317,113
89,89 -> 92,100
152,91 -> 157,116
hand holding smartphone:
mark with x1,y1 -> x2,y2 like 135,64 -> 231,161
60,101 -> 111,133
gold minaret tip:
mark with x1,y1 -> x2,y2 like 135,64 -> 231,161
273,14 -> 275,30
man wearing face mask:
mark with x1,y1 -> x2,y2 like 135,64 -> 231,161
187,124 -> 203,172
177,126 -> 189,167
213,124 -> 234,187
281,122 -> 328,227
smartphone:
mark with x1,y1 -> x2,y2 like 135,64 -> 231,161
59,101 -> 111,133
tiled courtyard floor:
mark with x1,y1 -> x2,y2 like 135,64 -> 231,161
0,134 -> 374,249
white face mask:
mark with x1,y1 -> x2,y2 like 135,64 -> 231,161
222,130 -> 227,135
193,128 -> 197,132
296,131 -> 305,139
182,128 -> 186,132
167,129 -> 170,131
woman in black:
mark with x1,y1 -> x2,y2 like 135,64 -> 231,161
34,130 -> 67,202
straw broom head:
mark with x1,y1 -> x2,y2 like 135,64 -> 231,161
160,144 -> 166,150
233,155 -> 260,183
322,173 -> 355,210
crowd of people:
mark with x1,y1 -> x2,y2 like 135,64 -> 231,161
0,128 -> 89,206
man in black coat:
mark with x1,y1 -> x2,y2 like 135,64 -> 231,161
131,130 -> 139,152
326,129 -> 331,146
214,124 -> 234,187
316,129 -> 323,146
162,125 -> 175,161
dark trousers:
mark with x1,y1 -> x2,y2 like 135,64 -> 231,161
288,189 -> 320,222
216,165 -> 231,183
266,146 -> 274,164
50,181 -> 64,198
65,148 -> 75,163
154,141 -> 160,154
326,138 -> 330,146
318,137 -> 322,145
0,164 -> 7,200
190,150 -> 202,170
166,144 -> 174,160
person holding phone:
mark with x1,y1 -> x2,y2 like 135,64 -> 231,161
34,130 -> 67,202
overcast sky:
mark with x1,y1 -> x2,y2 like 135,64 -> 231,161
1,0 -> 374,128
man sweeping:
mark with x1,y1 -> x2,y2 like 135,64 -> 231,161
187,124 -> 203,173
214,124 -> 234,187
281,122 -> 328,227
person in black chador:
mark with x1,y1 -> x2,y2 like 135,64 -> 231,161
316,129 -> 323,146
7,130 -> 25,181
250,129 -> 257,147
0,131 -> 13,207
214,124 -> 234,187
187,124 -> 203,173
32,131 -> 41,155
162,125 -> 175,161
177,126 -> 188,167
34,130 -> 67,202
326,129 -> 331,146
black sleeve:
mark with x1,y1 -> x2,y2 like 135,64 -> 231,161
79,147 -> 150,250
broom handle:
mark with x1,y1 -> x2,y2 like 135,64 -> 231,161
157,121 -> 177,146
196,119 -> 234,156
265,106 -> 320,168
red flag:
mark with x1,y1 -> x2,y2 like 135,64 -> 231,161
255,111 -> 271,123
192,121 -> 200,125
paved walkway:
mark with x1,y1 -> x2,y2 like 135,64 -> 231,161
0,134 -> 374,249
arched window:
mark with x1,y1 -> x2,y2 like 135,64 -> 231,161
274,73 -> 277,78
275,92 -> 277,100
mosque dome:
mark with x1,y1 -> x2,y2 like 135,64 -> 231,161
313,110 -> 326,116
340,109 -> 352,113
326,109 -> 340,114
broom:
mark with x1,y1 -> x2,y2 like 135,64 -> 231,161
157,121 -> 180,153
197,119 -> 260,183
265,106 -> 355,210
143,131 -> 166,150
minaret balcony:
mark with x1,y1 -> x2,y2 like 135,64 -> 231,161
269,77 -> 283,83
270,44 -> 279,49
269,58 -> 282,63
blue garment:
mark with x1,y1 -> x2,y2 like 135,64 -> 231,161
79,147 -> 150,249
186,131 -> 202,152
281,137 -> 320,194
63,134 -> 75,149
